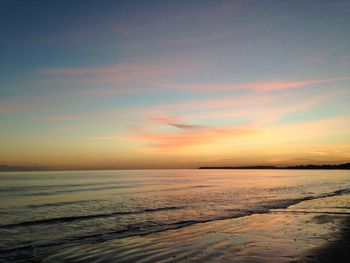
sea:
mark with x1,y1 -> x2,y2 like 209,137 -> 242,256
0,169 -> 350,262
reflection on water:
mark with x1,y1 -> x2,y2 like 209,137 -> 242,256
0,169 -> 349,261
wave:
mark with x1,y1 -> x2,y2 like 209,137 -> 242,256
0,182 -> 139,197
0,206 -> 184,229
25,199 -> 97,209
0,181 -> 121,192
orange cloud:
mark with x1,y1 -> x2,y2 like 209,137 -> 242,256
87,121 -> 258,151
128,125 -> 258,151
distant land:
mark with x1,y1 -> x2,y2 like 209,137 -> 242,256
199,163 -> 350,170
1,163 -> 350,172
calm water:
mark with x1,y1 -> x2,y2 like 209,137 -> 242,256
0,169 -> 350,262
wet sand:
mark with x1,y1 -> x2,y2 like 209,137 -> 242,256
38,194 -> 350,262
299,216 -> 350,263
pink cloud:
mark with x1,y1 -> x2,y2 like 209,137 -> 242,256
39,108 -> 138,122
40,55 -> 349,96
151,114 -> 183,124
39,114 -> 95,121
178,76 -> 350,92
127,89 -> 332,134
151,88 -> 336,124
0,101 -> 13,113
0,99 -> 34,113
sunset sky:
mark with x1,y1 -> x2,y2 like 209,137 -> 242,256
1,0 -> 350,169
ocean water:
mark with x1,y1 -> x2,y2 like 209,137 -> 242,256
0,169 -> 350,262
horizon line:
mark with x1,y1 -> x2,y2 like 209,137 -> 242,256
1,162 -> 349,172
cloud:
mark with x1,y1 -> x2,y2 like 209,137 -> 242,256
39,109 -> 141,122
150,87 -> 338,127
87,116 -> 258,151
150,114 -> 206,130
40,53 -> 350,96
123,112 -> 259,150
0,99 -> 35,113
168,123 -> 206,130
130,126 -> 257,151
0,101 -> 13,113
151,115 -> 183,125
178,76 -> 350,92
122,89 -> 342,151
39,56 -> 204,89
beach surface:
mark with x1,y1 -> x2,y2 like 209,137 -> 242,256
34,194 -> 350,263
1,170 -> 349,262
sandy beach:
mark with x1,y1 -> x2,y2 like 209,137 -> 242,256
35,194 -> 350,263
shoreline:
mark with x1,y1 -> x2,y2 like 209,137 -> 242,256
36,194 -> 350,262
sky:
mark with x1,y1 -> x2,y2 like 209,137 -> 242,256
0,0 -> 350,169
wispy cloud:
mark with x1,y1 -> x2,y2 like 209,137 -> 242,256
84,87 -> 341,153
168,123 -> 206,130
151,114 -> 206,130
121,89 -> 343,151
39,108 -> 139,122
39,53 -> 350,96
129,126 -> 258,151
0,101 -> 13,113
150,88 -> 339,126
0,99 -> 36,113
177,76 -> 350,92
39,56 -> 204,90
87,115 -> 258,151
